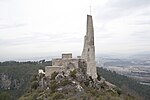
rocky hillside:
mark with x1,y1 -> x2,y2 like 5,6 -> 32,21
18,67 -> 135,100
0,61 -> 50,100
1,61 -> 148,100
97,67 -> 150,100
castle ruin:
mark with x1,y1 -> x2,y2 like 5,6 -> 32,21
45,53 -> 86,77
81,15 -> 97,79
45,15 -> 97,79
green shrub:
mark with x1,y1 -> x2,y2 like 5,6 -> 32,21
30,74 -> 38,82
31,81 -> 39,90
84,80 -> 90,87
49,80 -> 58,93
60,78 -> 72,86
69,69 -> 77,79
86,87 -> 98,96
115,88 -> 122,96
51,71 -> 58,80
51,92 -> 65,99
0,92 -> 11,100
97,73 -> 101,81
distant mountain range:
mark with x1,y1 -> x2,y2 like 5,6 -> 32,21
96,52 -> 150,60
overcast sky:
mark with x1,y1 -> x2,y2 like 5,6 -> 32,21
0,0 -> 150,61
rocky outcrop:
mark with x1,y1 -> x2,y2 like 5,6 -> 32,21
0,74 -> 11,90
0,73 -> 24,90
18,62 -> 135,100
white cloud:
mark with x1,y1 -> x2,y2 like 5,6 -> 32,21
0,0 -> 150,61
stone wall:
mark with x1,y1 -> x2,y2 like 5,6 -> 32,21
62,53 -> 72,59
45,58 -> 86,77
52,58 -> 80,70
45,66 -> 64,77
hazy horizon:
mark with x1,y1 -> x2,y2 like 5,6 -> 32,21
1,0 -> 150,61
1,52 -> 150,62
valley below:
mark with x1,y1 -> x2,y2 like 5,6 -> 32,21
97,56 -> 150,86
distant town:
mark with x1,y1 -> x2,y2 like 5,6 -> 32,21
97,54 -> 150,86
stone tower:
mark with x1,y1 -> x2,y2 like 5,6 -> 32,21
82,15 -> 97,79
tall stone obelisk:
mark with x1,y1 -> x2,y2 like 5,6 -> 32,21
82,15 -> 97,79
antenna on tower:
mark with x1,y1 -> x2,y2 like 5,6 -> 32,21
90,5 -> 91,15
89,0 -> 92,15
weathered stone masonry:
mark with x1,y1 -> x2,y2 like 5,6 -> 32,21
45,15 -> 97,79
82,15 -> 97,79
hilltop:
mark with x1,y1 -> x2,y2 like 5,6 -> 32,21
1,61 -> 150,100
18,64 -> 134,100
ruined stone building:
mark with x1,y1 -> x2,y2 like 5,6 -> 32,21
45,54 -> 86,77
45,15 -> 97,79
81,15 -> 97,79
